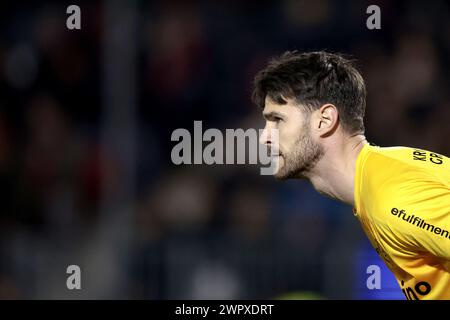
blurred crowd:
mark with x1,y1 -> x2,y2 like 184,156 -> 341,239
0,0 -> 448,299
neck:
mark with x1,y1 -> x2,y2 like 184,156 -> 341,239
304,134 -> 368,207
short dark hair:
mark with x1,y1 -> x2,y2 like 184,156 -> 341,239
252,51 -> 366,134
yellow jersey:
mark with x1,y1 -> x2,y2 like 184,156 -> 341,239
353,143 -> 450,300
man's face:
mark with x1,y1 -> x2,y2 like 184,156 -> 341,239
260,96 -> 324,179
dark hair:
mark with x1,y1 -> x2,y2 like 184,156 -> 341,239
252,51 -> 366,134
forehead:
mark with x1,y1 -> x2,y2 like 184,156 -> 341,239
263,96 -> 304,117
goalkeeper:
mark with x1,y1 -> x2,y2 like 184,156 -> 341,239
252,51 -> 450,300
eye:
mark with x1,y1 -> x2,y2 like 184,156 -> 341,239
274,116 -> 283,122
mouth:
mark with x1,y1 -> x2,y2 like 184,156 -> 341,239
267,146 -> 281,157
270,153 -> 284,173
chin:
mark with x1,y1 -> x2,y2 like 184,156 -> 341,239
274,175 -> 289,181
273,162 -> 308,180
273,167 -> 291,180
273,172 -> 285,180
272,157 -> 286,179
274,171 -> 294,180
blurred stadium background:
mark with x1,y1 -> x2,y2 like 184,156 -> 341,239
0,0 -> 449,299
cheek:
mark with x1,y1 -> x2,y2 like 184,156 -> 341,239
280,122 -> 303,153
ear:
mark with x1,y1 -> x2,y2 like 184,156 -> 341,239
313,104 -> 339,137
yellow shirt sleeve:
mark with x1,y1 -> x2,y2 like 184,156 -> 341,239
382,172 -> 450,261
367,147 -> 450,260
355,145 -> 450,299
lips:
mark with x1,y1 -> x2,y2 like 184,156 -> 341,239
268,147 -> 281,157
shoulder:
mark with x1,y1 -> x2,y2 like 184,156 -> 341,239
361,144 -> 449,191
359,144 -> 449,219
365,144 -> 448,172
357,145 -> 450,256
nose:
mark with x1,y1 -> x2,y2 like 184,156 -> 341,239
259,126 -> 271,146
261,127 -> 280,155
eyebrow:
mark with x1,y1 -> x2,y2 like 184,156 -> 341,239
263,111 -> 285,120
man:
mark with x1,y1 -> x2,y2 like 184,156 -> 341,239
253,51 -> 450,300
